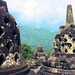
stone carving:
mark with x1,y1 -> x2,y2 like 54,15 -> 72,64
29,43 -> 47,74
37,5 -> 75,75
0,0 -> 22,68
0,0 -> 35,75
31,43 -> 47,60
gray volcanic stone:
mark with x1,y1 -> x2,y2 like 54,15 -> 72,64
0,0 -> 35,75
0,0 -> 22,68
30,43 -> 47,74
66,5 -> 74,25
37,4 -> 75,75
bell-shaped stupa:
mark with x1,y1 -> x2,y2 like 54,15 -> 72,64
0,0 -> 35,75
37,4 -> 75,75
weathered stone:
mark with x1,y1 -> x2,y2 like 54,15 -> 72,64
0,0 -> 35,75
66,5 -> 74,25
29,43 -> 47,74
31,43 -> 47,60
37,4 -> 75,75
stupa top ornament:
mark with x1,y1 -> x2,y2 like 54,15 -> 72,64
66,5 -> 74,25
0,0 -> 8,14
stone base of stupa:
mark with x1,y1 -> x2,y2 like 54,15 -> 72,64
37,53 -> 75,75
0,64 -> 29,75
0,53 -> 35,75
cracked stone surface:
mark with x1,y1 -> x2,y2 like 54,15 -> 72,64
29,43 -> 47,74
0,0 -> 23,68
37,4 -> 75,75
0,0 -> 35,75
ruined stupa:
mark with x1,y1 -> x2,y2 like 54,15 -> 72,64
31,43 -> 47,60
37,5 -> 75,75
30,43 -> 47,73
0,0 -> 35,75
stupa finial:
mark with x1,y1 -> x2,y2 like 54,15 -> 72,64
66,4 -> 74,25
38,42 -> 42,47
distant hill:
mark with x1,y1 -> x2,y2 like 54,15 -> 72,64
19,26 -> 57,53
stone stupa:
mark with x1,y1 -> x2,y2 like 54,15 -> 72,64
30,43 -> 47,73
31,43 -> 47,60
0,0 -> 35,75
37,5 -> 75,75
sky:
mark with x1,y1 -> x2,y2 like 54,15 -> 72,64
4,0 -> 75,32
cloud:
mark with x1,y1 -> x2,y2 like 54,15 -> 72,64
4,0 -> 75,31
4,0 -> 56,21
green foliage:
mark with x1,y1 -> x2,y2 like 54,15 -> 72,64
21,43 -> 34,60
19,26 -> 57,54
48,50 -> 50,56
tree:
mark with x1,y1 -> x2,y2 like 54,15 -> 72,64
48,50 -> 50,56
21,43 -> 34,61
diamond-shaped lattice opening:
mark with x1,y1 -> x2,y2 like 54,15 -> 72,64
14,53 -> 19,62
62,34 -> 64,37
59,37 -> 61,42
4,17 -> 10,23
61,43 -> 64,47
64,38 -> 67,42
58,49 -> 61,53
56,44 -> 58,47
0,54 -> 5,66
67,43 -> 72,48
68,34 -> 72,38
6,41 -> 12,50
72,38 -> 75,42
0,27 -> 3,36
73,49 -> 75,53
65,49 -> 68,53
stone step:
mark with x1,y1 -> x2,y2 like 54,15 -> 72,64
0,64 -> 29,75
38,70 -> 61,75
9,66 -> 30,75
40,65 -> 75,75
53,54 -> 75,58
44,60 -> 75,69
